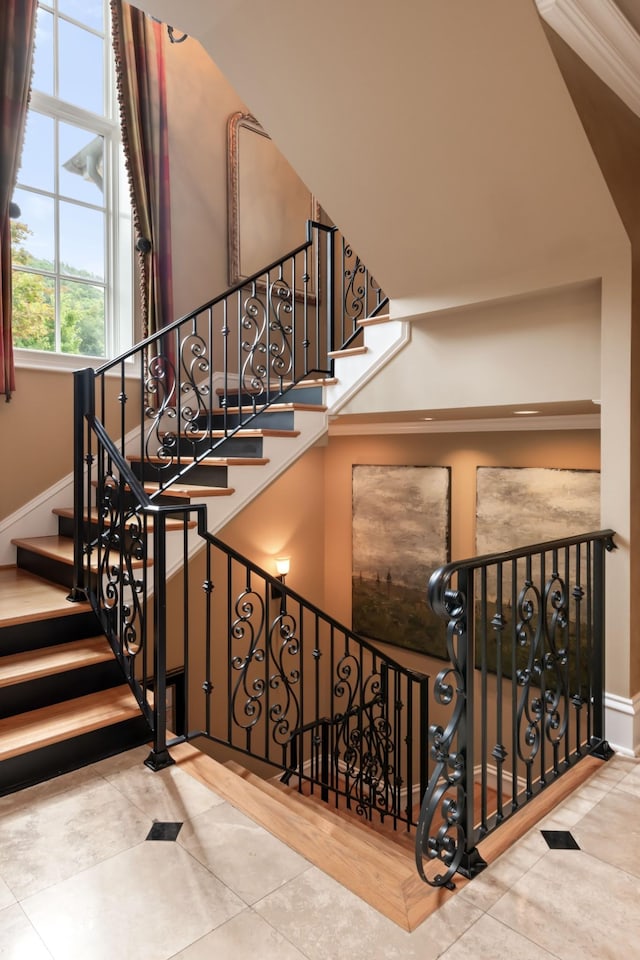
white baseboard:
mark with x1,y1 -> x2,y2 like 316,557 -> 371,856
604,691 -> 640,757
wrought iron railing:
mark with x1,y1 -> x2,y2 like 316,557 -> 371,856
415,530 -> 615,888
71,405 -> 428,823
339,234 -> 387,349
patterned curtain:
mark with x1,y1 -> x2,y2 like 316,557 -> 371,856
0,0 -> 38,401
110,1 -> 174,379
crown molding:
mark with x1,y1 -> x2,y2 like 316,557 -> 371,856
328,414 -> 600,437
536,0 -> 640,118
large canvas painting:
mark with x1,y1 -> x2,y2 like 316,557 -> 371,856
352,465 -> 450,655
475,466 -> 600,678
476,467 -> 600,555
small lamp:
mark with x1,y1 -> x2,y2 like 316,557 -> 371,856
275,557 -> 290,582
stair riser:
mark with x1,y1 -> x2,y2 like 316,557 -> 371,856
0,715 -> 151,798
0,611 -> 100,655
15,546 -> 95,592
131,461 -> 229,489
219,385 -> 324,407
196,410 -> 297,431
0,660 -> 124,720
173,436 -> 265,458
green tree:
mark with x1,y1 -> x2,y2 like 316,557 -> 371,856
11,221 -> 55,350
11,220 -> 105,356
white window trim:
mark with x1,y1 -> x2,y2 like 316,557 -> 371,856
13,0 -> 133,370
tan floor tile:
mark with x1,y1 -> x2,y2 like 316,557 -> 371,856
572,787 -> 640,878
178,802 -> 310,904
458,830 -> 547,912
490,849 -> 640,959
254,866 -> 483,960
21,842 -> 243,960
0,777 -> 150,899
0,903 -> 52,960
172,909 -> 309,960
0,874 -> 16,911
106,759 -> 225,821
439,913 -> 558,959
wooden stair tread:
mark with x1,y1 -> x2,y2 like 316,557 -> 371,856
0,686 -> 141,762
11,536 -> 150,569
0,568 -> 91,627
328,346 -> 368,358
142,483 -> 235,499
52,507 -> 196,531
356,313 -> 391,327
131,455 -> 269,467
0,637 -> 113,689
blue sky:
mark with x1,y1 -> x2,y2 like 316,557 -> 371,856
15,0 -> 109,281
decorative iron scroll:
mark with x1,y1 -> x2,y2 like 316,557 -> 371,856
332,657 -> 397,818
415,583 -> 468,888
230,588 -> 267,730
240,279 -> 294,397
95,463 -> 146,660
516,571 -> 570,788
342,241 -> 384,327
268,607 -> 301,746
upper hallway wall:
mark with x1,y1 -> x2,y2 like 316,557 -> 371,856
134,0 -> 628,313
341,279 -> 601,416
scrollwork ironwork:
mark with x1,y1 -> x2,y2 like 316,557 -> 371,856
268,609 -> 301,746
516,571 -> 570,784
96,465 -> 146,660
230,588 -> 267,730
416,583 -> 468,888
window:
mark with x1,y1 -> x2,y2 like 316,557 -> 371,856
11,0 -> 132,365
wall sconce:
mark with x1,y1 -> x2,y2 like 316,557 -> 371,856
272,557 -> 290,601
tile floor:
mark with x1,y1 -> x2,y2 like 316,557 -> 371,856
1,747 -> 639,959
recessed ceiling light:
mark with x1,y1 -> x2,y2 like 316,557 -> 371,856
513,409 -> 539,415
423,417 -> 433,421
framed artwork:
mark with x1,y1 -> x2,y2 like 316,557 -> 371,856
352,465 -> 450,656
475,466 -> 601,678
476,466 -> 600,555
227,112 -> 320,298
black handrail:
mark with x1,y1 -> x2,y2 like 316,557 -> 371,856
416,529 -> 615,888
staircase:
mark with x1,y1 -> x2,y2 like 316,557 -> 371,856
0,374 -> 333,796
0,567 -> 149,795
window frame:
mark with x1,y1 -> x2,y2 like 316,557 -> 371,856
12,0 -> 133,372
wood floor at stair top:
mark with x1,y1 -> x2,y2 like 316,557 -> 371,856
0,687 -> 141,762
170,743 -> 604,932
170,743 -> 456,931
0,567 -> 91,626
0,637 -> 113,688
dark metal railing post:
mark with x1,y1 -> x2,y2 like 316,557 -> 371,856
320,719 -> 330,802
457,568 -> 487,880
69,368 -> 95,602
326,226 -> 335,361
591,537 -> 613,759
145,511 -> 175,771
419,676 -> 430,808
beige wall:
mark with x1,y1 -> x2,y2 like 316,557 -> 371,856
165,39 -> 248,317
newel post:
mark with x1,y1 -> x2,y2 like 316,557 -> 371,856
69,368 -> 94,602
145,511 -> 175,771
